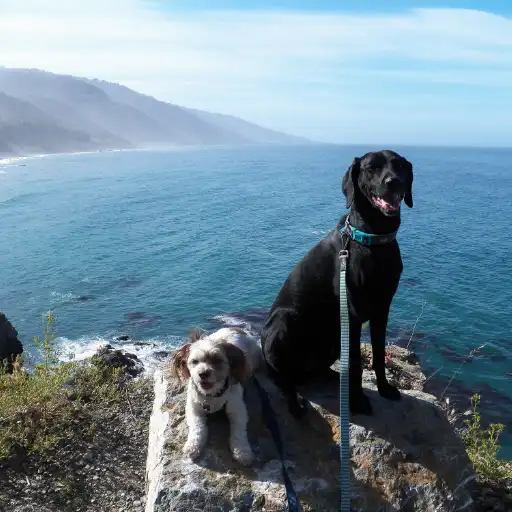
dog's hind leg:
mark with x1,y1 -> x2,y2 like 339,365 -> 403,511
265,365 -> 308,419
261,311 -> 309,419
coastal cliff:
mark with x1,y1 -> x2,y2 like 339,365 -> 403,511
1,312 -> 510,511
145,345 -> 477,511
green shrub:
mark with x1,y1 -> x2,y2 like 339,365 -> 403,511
461,393 -> 512,482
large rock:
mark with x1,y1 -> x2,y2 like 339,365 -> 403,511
146,346 -> 476,511
93,344 -> 144,377
0,312 -> 23,372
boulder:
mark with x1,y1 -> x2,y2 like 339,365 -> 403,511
0,312 -> 23,372
93,344 -> 144,377
145,345 -> 476,511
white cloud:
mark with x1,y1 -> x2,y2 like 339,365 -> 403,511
0,1 -> 510,144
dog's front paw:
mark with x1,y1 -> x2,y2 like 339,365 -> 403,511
350,391 -> 373,416
231,443 -> 255,466
378,381 -> 401,401
183,438 -> 204,460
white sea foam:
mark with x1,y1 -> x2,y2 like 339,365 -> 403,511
56,333 -> 183,375
0,150 -> 103,167
211,314 -> 257,334
49,291 -> 80,304
311,229 -> 330,236
0,154 -> 49,165
0,147 -> 195,170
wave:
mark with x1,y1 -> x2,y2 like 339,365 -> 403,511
0,147 -> 168,167
311,229 -> 331,236
49,291 -> 96,305
0,154 -> 48,166
209,308 -> 270,335
211,314 -> 254,331
0,150 -> 107,167
56,333 -> 183,375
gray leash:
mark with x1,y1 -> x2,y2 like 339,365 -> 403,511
339,230 -> 351,512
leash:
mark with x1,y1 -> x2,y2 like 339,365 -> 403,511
339,225 -> 352,512
253,219 -> 355,512
253,378 -> 299,512
338,215 -> 398,511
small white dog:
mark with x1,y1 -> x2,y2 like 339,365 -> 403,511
170,326 -> 261,466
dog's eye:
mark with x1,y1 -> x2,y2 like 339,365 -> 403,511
210,356 -> 223,366
190,359 -> 199,366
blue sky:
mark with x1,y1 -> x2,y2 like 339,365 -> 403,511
165,0 -> 512,14
0,0 -> 511,146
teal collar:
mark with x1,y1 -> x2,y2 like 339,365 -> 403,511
340,220 -> 397,246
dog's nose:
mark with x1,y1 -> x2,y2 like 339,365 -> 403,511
385,176 -> 404,192
198,370 -> 211,380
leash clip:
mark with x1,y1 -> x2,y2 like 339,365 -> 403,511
338,249 -> 348,270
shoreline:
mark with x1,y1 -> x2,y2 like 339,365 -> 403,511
10,313 -> 512,462
0,142 -> 332,166
0,148 -> 149,166
1,325 -> 510,510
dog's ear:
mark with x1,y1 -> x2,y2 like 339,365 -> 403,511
169,343 -> 191,387
222,344 -> 248,385
403,159 -> 414,208
341,157 -> 361,209
188,327 -> 207,344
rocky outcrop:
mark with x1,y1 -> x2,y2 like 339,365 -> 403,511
145,345 -> 476,511
0,312 -> 23,372
93,344 -> 144,377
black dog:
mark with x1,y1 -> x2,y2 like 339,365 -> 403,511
261,150 -> 414,418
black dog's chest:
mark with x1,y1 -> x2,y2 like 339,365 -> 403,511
336,241 -> 403,311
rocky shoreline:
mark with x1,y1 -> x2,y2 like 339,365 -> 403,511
1,313 -> 511,511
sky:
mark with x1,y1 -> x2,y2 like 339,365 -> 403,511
0,0 -> 511,147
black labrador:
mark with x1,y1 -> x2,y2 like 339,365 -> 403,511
261,150 -> 414,418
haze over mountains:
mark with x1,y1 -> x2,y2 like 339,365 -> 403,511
0,67 -> 308,157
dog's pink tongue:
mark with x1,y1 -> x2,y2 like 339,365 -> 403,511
376,196 -> 398,210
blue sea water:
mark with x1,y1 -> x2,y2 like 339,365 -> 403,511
1,145 -> 511,457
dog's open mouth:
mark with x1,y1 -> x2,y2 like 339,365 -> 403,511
199,381 -> 214,390
372,194 -> 402,214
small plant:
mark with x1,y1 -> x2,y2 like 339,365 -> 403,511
461,394 -> 512,483
33,310 -> 59,370
0,312 -> 127,460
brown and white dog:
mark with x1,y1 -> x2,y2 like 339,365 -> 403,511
170,326 -> 261,465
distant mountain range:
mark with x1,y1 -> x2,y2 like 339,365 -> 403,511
0,67 -> 310,157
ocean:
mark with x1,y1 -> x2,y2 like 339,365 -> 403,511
1,145 -> 511,458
